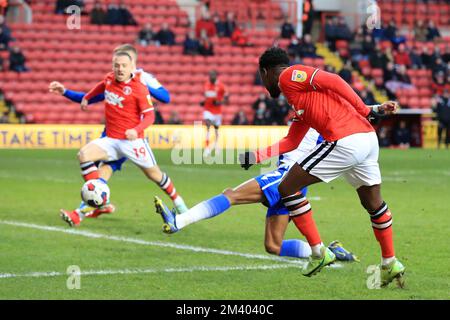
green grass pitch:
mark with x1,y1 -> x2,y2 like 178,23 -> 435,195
0,149 -> 448,299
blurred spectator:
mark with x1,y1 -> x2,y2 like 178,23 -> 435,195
272,97 -> 290,125
0,53 -> 4,71
0,111 -> 8,123
432,57 -> 446,79
154,106 -> 164,124
385,64 -> 414,97
223,12 -> 236,38
361,34 -> 375,56
231,24 -> 251,47
253,101 -> 272,125
105,1 -> 120,25
168,110 -> 183,124
299,34 -> 318,58
0,15 -> 12,50
369,44 -> 389,69
426,20 -> 441,41
196,11 -> 216,38
390,29 -> 406,49
55,0 -> 84,14
183,30 -> 200,55
421,46 -> 435,69
432,71 -> 446,95
338,60 -> 353,84
252,93 -> 275,112
324,16 -> 337,51
118,1 -> 136,26
335,16 -> 352,42
138,23 -> 155,46
349,27 -> 364,60
280,18 -> 295,39
377,126 -> 391,147
287,37 -> 301,58
394,44 -> 411,67
384,20 -> 397,41
413,20 -> 428,42
212,13 -> 226,37
198,29 -> 214,56
90,1 -> 106,25
359,88 -> 377,105
393,120 -> 411,148
442,46 -> 450,64
9,46 -> 28,72
232,109 -> 249,125
433,91 -> 450,149
154,23 -> 175,46
410,47 -> 424,69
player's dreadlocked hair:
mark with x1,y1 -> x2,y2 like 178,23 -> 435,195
259,47 -> 290,70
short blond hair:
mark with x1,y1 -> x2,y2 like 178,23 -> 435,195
113,44 -> 138,61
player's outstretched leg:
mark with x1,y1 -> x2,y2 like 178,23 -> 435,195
157,172 -> 188,213
278,164 -> 335,276
357,184 -> 405,288
154,196 -> 179,233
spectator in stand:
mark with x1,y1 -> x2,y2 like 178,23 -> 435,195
338,60 -> 353,84
442,45 -> 450,64
105,1 -> 121,25
55,0 -> 84,14
287,36 -> 301,58
154,105 -> 164,124
410,46 -> 424,69
393,120 -> 411,148
212,13 -> 226,37
252,93 -> 275,112
361,34 -> 375,57
0,54 -> 4,71
223,11 -> 236,38
369,43 -> 389,69
432,57 -> 446,78
90,1 -> 106,25
196,11 -> 216,38
359,88 -> 377,105
390,29 -> 406,49
377,126 -> 391,148
198,29 -> 214,56
385,63 -> 414,97
384,20 -> 397,41
232,109 -> 249,125
433,90 -> 450,149
280,18 -> 295,39
9,46 -> 28,72
253,100 -> 272,125
138,23 -> 155,46
168,110 -> 183,125
426,20 -> 441,41
335,16 -> 352,42
118,1 -> 137,26
394,43 -> 411,67
272,96 -> 290,125
231,24 -> 251,47
299,33 -> 318,58
432,71 -> 446,95
414,20 -> 428,42
183,30 -> 200,55
349,27 -> 364,61
324,16 -> 337,51
154,23 -> 175,46
421,46 -> 435,69
0,15 -> 12,50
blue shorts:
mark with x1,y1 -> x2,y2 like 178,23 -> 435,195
99,128 -> 127,172
255,166 -> 307,217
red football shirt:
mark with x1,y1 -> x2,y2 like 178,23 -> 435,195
84,72 -> 154,139
278,65 -> 373,142
204,80 -> 226,115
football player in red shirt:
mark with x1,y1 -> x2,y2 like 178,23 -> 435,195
60,51 -> 187,227
202,70 -> 228,157
240,47 -> 404,287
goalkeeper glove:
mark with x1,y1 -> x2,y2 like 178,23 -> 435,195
239,151 -> 256,170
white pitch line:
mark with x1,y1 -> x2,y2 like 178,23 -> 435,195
0,264 -> 299,280
0,220 -> 321,267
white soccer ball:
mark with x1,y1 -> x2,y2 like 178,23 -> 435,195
81,179 -> 110,208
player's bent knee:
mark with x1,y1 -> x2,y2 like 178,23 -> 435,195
222,188 -> 236,204
264,242 -> 281,255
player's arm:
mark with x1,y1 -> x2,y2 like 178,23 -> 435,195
81,80 -> 106,111
239,119 -> 310,170
125,92 -> 155,140
141,71 -> 171,103
49,81 -> 105,104
312,69 -> 371,118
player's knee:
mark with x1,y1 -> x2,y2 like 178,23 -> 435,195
264,242 -> 281,255
77,149 -> 88,163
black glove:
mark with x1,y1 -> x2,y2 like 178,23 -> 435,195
239,152 -> 256,170
367,109 -> 385,125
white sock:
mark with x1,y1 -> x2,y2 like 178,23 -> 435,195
382,256 -> 396,266
311,243 -> 324,258
175,203 -> 211,229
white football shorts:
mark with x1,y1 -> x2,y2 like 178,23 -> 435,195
296,132 -> 382,189
203,111 -> 222,127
